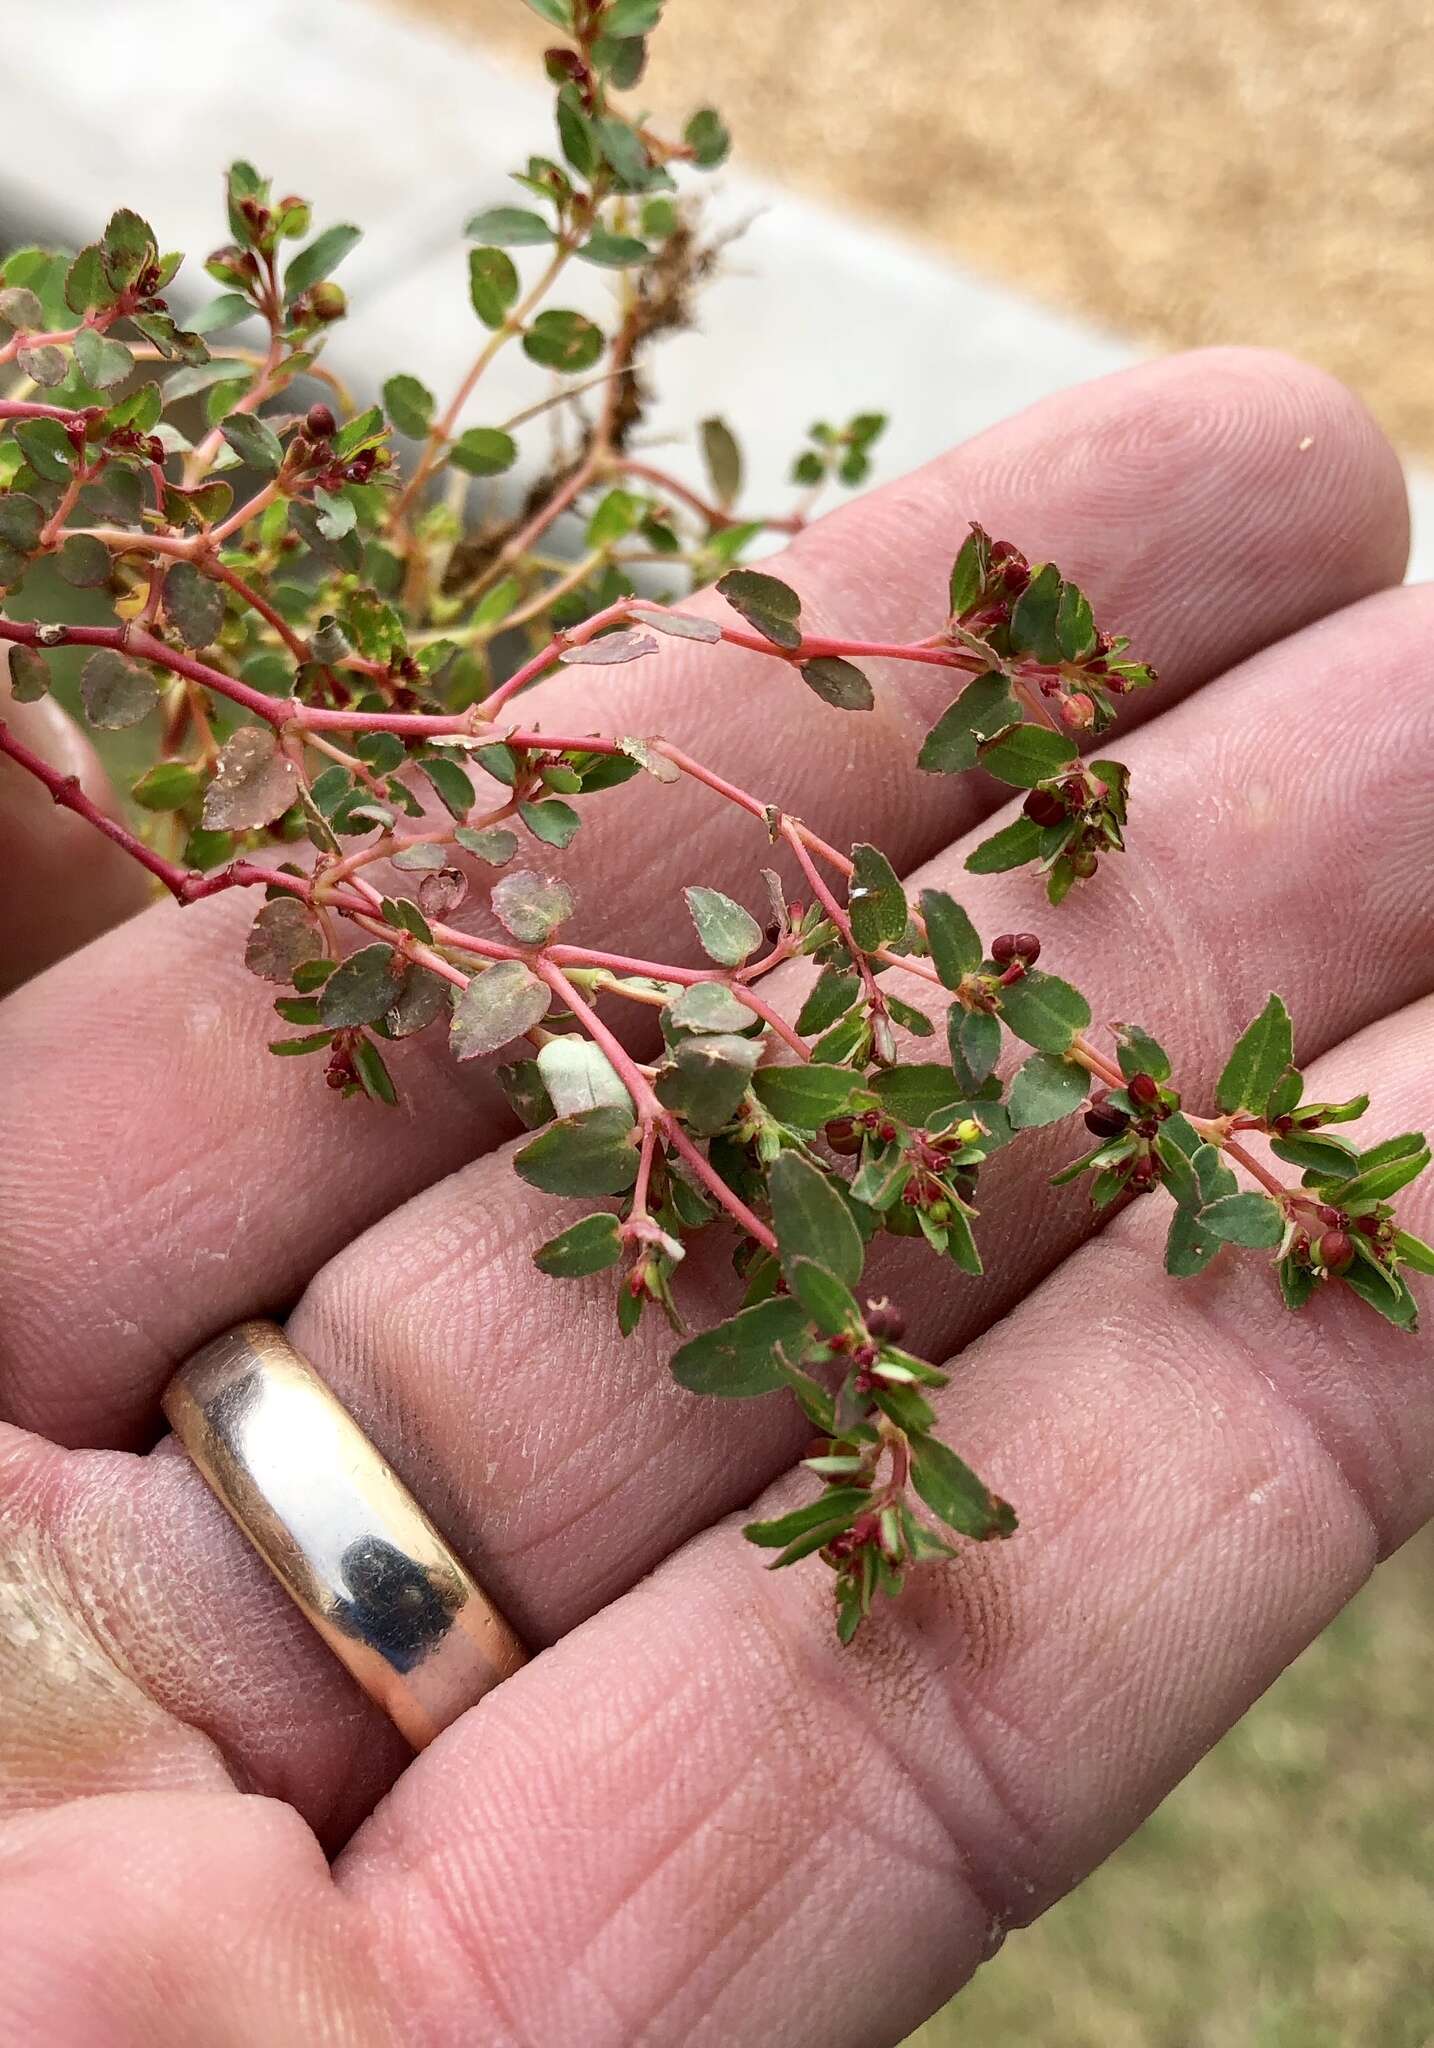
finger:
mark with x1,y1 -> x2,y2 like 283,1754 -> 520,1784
334,995 -> 1434,2048
0,690 -> 150,994
0,349 -> 1409,1449
33,578 -> 1433,1840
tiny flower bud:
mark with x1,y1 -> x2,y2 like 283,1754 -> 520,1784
1320,1228 -> 1354,1272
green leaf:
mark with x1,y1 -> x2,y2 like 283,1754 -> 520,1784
670,1296 -> 809,1398
522,0 -> 573,24
847,843 -> 907,953
515,1104 -> 639,1196
1056,579 -> 1097,661
699,417 -> 742,506
655,1032 -> 759,1134
0,493 -> 44,550
870,1064 -> 961,1124
14,418 -> 74,482
382,373 -> 435,438
685,884 -> 761,967
537,1035 -> 632,1117
283,224 -> 361,303
997,969 -> 1091,1054
768,1150 -> 864,1288
533,1211 -> 623,1277
519,797 -> 580,847
909,1434 -> 1016,1541
1269,1131 -> 1361,1177
73,325 -> 134,389
800,656 -> 872,710
744,1487 -> 872,1549
56,535 -> 112,588
666,981 -> 754,1035
7,646 -> 50,703
796,968 -> 860,1036
1199,1191 -> 1285,1249
715,568 -> 802,650
578,231 -> 649,268
79,649 -> 157,729
491,869 -> 573,944
919,675 -> 1025,775
1166,1206 -> 1220,1277
1279,1253 -> 1318,1311
786,1258 -> 862,1337
464,206 -> 555,245
352,1037 -> 398,1106
132,759 -> 203,813
449,959 -> 552,1059
1326,1135 -> 1432,1212
201,726 -> 299,830
964,815 -> 1043,874
1396,1229 -> 1434,1276
163,561 -> 225,648
421,755 -> 475,819
1341,1257 -> 1419,1330
317,945 -> 399,1028
1115,1023 -> 1172,1083
1154,1130 -> 1202,1211
948,527 -> 990,616
751,1061 -> 862,1130
1216,994 -> 1294,1116
683,106 -> 731,168
468,246 -> 520,328
1008,562 -> 1063,662
220,411 -> 284,475
919,888 -> 982,988
1007,1051 -> 1088,1129
948,1006 -> 1001,1090
978,722 -> 1078,789
453,824 -> 518,866
448,426 -> 517,477
522,307 -> 604,371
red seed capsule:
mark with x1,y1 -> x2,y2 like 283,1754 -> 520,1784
1084,1094 -> 1128,1139
824,1116 -> 863,1156
1128,1072 -> 1161,1107
991,931 -> 1042,967
1022,787 -> 1067,828
1061,692 -> 1096,731
305,402 -> 336,439
1320,1229 -> 1354,1272
864,1298 -> 906,1343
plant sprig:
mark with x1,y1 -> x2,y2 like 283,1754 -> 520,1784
0,0 -> 1424,1643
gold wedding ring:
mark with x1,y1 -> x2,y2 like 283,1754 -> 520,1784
162,1320 -> 526,1748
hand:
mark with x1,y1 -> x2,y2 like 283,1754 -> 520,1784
2,348 -> 1427,2048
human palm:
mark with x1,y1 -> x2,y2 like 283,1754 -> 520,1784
3,347 -> 1430,2047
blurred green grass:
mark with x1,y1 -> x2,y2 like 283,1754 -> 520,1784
908,1525 -> 1434,2047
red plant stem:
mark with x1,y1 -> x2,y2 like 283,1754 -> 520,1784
0,398 -> 90,426
630,1121 -> 657,1221
0,617 -> 285,725
208,557 -> 310,665
0,718 -> 199,899
611,457 -> 804,536
535,956 -> 777,1251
